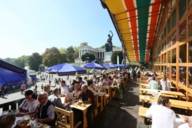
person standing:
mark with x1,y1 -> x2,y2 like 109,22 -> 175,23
60,80 -> 69,96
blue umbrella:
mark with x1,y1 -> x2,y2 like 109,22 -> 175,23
102,63 -> 116,69
115,64 -> 128,68
83,62 -> 105,69
47,63 -> 86,75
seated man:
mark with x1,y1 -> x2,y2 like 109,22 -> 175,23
146,96 -> 176,128
80,84 -> 94,128
48,88 -> 68,109
18,90 -> 39,116
35,92 -> 55,126
160,74 -> 171,91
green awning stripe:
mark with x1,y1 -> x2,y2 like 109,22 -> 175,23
136,0 -> 151,63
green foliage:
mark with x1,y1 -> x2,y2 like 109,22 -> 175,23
66,46 -> 75,63
15,56 -> 29,68
42,47 -> 61,67
60,53 -> 67,63
28,52 -> 42,71
59,48 -> 66,54
73,47 -> 79,59
4,56 -> 29,68
81,53 -> 95,62
111,51 -> 123,64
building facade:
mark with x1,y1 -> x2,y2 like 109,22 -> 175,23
78,42 -> 121,64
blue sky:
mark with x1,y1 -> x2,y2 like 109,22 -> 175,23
0,0 -> 121,58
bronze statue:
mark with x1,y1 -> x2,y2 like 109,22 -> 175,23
105,31 -> 113,52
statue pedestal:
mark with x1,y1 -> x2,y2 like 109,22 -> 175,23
104,52 -> 112,63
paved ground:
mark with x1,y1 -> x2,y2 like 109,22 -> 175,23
95,81 -> 146,128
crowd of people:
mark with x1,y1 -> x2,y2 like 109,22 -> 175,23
145,72 -> 171,91
0,68 -> 142,128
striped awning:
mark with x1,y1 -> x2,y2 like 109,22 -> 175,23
102,0 -> 161,63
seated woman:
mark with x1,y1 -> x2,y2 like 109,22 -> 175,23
18,90 -> 39,116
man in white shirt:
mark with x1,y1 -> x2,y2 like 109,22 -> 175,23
160,74 -> 171,91
146,96 -> 176,128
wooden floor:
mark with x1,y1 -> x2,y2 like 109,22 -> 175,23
95,81 -> 146,128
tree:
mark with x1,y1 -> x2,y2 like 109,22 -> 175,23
28,53 -> 42,71
59,48 -> 66,54
66,46 -> 75,63
42,47 -> 61,66
81,53 -> 95,62
4,56 -> 29,68
15,56 -> 29,68
111,51 -> 123,64
59,53 -> 67,63
73,47 -> 79,59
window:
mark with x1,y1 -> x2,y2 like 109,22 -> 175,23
188,13 -> 192,37
179,21 -> 186,42
189,42 -> 192,63
188,66 -> 192,88
171,66 -> 176,81
179,44 -> 187,63
171,9 -> 176,28
179,66 -> 186,84
172,49 -> 176,63
168,51 -> 171,63
179,0 -> 186,19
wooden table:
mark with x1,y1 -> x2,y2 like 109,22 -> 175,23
139,88 -> 159,94
169,99 -> 192,110
161,91 -> 185,97
13,116 -> 50,128
140,88 -> 185,99
139,95 -> 158,103
95,92 -> 105,111
71,102 -> 91,128
140,83 -> 149,88
140,94 -> 192,110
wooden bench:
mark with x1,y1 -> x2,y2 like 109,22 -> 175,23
138,106 -> 148,117
55,107 -> 74,128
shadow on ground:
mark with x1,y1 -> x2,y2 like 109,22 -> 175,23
95,81 -> 140,128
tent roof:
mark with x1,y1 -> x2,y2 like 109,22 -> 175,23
101,0 -> 162,63
0,60 -> 26,74
0,60 -> 26,85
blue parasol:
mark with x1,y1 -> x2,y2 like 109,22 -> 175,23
83,62 -> 105,69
